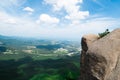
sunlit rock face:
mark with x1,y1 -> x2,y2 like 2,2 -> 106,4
80,28 -> 120,80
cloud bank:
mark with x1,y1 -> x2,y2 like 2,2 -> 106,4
0,0 -> 120,40
36,14 -> 59,24
44,0 -> 89,24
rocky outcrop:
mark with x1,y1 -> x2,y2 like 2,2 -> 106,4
80,28 -> 120,80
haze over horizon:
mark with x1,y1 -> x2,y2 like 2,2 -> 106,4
0,0 -> 120,40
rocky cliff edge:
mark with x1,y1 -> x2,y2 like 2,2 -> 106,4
80,28 -> 120,80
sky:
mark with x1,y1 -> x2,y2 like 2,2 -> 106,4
0,0 -> 120,40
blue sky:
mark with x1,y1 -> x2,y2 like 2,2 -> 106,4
0,0 -> 120,40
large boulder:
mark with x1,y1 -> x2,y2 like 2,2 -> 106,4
80,28 -> 120,80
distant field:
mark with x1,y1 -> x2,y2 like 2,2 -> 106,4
0,35 -> 80,80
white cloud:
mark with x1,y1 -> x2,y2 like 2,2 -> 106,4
46,17 -> 120,40
44,0 -> 89,23
0,12 -> 17,24
36,14 -> 59,24
23,7 -> 34,12
0,11 -> 120,40
0,0 -> 26,7
23,7 -> 34,14
0,12 -> 40,37
0,8 -> 119,40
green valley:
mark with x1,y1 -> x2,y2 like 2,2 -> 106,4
0,35 -> 80,80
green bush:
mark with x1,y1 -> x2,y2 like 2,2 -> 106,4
98,29 -> 110,38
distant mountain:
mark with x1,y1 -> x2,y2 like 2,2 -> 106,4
0,35 -> 11,39
0,35 -> 58,50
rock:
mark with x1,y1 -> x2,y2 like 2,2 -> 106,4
81,34 -> 99,52
80,34 -> 99,80
80,28 -> 120,80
